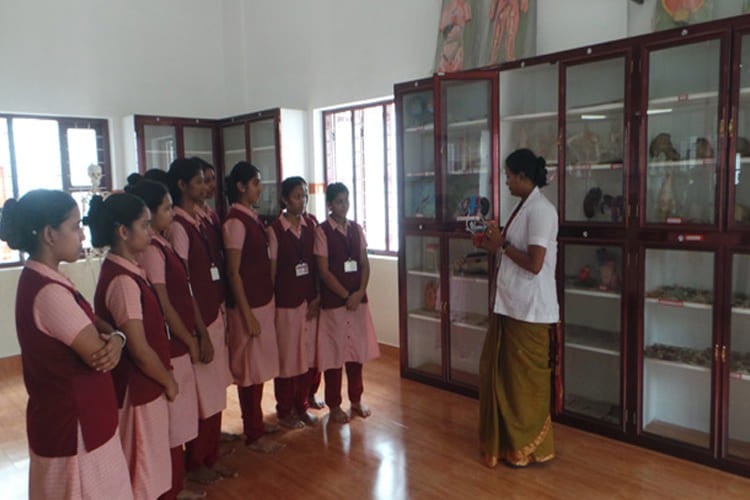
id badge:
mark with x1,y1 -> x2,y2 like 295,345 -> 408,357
210,265 -> 221,281
344,259 -> 358,273
295,262 -> 310,277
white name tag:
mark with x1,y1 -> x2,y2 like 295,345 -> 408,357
344,259 -> 358,273
210,265 -> 221,281
295,262 -> 310,277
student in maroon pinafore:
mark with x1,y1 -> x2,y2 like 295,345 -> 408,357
223,162 -> 284,453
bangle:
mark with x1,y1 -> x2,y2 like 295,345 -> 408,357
111,330 -> 127,348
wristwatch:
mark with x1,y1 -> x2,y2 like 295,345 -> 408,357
500,240 -> 511,254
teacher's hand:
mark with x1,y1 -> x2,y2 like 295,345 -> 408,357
480,222 -> 504,254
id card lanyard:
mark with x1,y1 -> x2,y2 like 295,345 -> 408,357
342,223 -> 358,273
292,224 -> 310,277
197,221 -> 221,282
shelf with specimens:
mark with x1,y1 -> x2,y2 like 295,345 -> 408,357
402,90 -> 436,219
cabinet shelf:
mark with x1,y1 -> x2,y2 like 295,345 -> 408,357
224,148 -> 246,154
450,312 -> 488,332
566,162 -> 624,171
567,101 -> 624,115
644,297 -> 712,310
260,180 -> 276,185
407,269 -> 440,278
501,110 -> 557,122
643,420 -> 709,449
251,145 -> 275,152
404,124 -> 435,133
648,158 -> 715,168
644,356 -> 710,373
184,149 -> 213,155
450,274 -> 488,284
565,287 -> 621,299
565,324 -> 620,356
408,309 -> 441,323
732,307 -> 750,316
405,171 -> 435,178
447,118 -> 487,129
648,91 -> 718,106
566,394 -> 620,424
447,169 -> 488,176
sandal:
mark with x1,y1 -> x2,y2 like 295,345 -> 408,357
328,406 -> 350,424
350,402 -> 371,418
247,436 -> 285,454
307,396 -> 325,410
300,411 -> 319,426
211,461 -> 238,479
278,414 -> 304,429
186,466 -> 220,485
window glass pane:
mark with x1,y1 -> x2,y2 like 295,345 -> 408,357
361,106 -> 386,251
67,128 -> 99,188
333,111 -> 355,190
12,118 -> 63,195
0,118 -> 20,263
386,103 -> 398,252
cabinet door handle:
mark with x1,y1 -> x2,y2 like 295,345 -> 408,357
729,118 -> 735,137
442,301 -> 448,315
722,345 -> 727,364
714,344 -> 720,362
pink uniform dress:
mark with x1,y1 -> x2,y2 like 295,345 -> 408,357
267,215 -> 318,378
138,234 -> 199,448
23,260 -> 133,500
168,206 -> 231,419
223,203 -> 279,386
314,217 -> 380,372
102,253 -> 171,500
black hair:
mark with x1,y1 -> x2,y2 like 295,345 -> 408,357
0,189 -> 77,255
126,172 -> 143,188
85,193 -> 146,248
280,176 -> 307,209
190,156 -> 215,173
167,158 -> 202,206
126,179 -> 169,214
505,148 -> 548,188
325,182 -> 349,204
224,162 -> 260,204
144,168 -> 170,185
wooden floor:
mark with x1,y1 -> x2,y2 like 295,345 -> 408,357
2,347 -> 750,499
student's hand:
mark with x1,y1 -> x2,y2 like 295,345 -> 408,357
91,332 -> 124,372
165,375 -> 179,402
346,290 -> 364,311
306,296 -> 321,320
199,334 -> 215,364
244,311 -> 262,337
188,336 -> 201,364
480,222 -> 503,254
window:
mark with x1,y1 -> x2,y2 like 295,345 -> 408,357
323,101 -> 398,253
0,114 -> 111,265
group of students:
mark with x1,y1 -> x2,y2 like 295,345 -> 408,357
0,157 -> 380,500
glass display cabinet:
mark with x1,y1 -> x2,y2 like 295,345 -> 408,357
398,82 -> 436,221
732,33 -> 750,226
562,243 -> 623,425
222,123 -> 246,172
643,38 -> 722,226
641,248 -> 714,448
499,61 -> 559,225
564,56 -> 627,224
135,116 -> 218,173
142,124 -> 177,171
249,118 -> 279,216
727,252 -> 750,460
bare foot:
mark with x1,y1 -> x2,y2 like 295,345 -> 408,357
247,435 -> 285,454
278,414 -> 304,429
264,422 -> 281,434
300,411 -> 319,426
307,396 -> 325,409
186,466 -> 220,485
211,460 -> 238,479
350,402 -> 371,418
177,487 -> 207,499
483,453 -> 499,469
328,406 -> 350,424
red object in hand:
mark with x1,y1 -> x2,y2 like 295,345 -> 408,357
472,232 -> 485,247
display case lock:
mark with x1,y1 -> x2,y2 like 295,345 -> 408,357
714,344 -> 720,362
722,345 -> 727,363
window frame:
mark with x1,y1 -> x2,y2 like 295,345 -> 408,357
0,113 -> 112,268
322,99 -> 398,256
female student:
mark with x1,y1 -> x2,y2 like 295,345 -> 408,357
166,158 -> 234,483
314,183 -> 380,423
88,193 -> 175,499
0,189 -> 131,500
268,176 -> 320,429
127,178 -> 205,499
223,162 -> 283,453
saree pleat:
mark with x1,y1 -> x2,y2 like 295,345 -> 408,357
479,314 -> 554,466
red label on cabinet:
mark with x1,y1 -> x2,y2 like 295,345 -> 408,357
677,93 -> 689,101
683,234 -> 704,242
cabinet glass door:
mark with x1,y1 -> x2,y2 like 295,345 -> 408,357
404,235 -> 443,377
645,39 -> 721,225
143,124 -> 177,171
563,244 -> 622,424
448,237 -> 489,387
401,90 -> 436,219
642,249 -> 714,448
441,80 -> 493,224
222,124 -> 246,172
183,126 -> 214,165
499,63 -> 559,225
249,119 -> 278,216
564,57 -> 626,223
728,253 -> 750,460
733,35 -> 750,225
